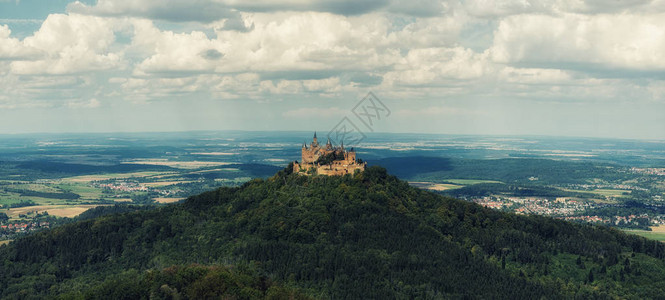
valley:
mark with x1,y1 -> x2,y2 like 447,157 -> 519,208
1,131 -> 665,242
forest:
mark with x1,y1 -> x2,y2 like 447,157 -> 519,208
1,165 -> 665,298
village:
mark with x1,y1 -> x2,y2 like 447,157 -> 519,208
0,210 -> 52,241
471,195 -> 665,229
93,180 -> 183,198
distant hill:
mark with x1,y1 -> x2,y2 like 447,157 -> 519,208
1,165 -> 665,298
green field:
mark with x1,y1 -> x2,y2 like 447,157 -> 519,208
443,179 -> 502,185
409,182 -> 463,191
57,183 -> 103,200
561,188 -> 630,198
623,229 -> 665,242
59,171 -> 174,183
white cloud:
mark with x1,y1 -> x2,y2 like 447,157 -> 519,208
282,107 -> 346,118
66,98 -> 101,108
0,25 -> 40,59
67,0 -> 239,23
498,67 -> 573,84
259,77 -> 343,95
387,0 -> 450,17
220,0 -> 391,16
462,0 -> 657,17
386,15 -> 465,48
10,14 -> 122,75
131,12 -> 402,76
302,77 -> 341,92
490,13 -> 665,71
382,47 -> 491,86
394,106 -> 484,117
131,20 -> 223,75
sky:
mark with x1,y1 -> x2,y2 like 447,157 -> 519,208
1,0 -> 664,140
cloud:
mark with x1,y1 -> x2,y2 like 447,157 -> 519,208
382,47 -> 491,86
0,24 -> 40,60
260,77 -> 343,94
67,0 -> 394,25
394,106 -> 484,117
498,67 -> 573,84
2,1 -> 664,114
201,49 -> 224,60
66,0 -> 450,25
132,12 -> 400,76
66,98 -> 101,108
220,0 -> 390,16
131,20 -> 223,75
490,13 -> 665,71
462,0 -> 657,17
387,0 -> 449,17
10,13 -> 122,75
67,0 -> 239,23
282,106 -> 346,118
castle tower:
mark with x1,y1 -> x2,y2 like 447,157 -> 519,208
311,132 -> 319,147
326,137 -> 332,150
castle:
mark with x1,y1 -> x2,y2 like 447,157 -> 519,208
293,132 -> 366,176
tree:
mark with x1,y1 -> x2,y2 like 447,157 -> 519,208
587,270 -> 594,283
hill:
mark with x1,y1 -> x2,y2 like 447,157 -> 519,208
1,165 -> 665,298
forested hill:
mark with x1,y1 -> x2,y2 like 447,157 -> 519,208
2,166 -> 665,298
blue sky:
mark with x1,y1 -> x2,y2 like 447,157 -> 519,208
1,0 -> 664,140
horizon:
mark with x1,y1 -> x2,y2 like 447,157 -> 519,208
2,1 -> 665,140
0,128 -> 664,144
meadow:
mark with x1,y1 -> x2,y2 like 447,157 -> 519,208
623,226 -> 665,242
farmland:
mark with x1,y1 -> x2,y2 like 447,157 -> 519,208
0,132 -> 288,241
622,226 -> 665,242
1,131 -> 665,242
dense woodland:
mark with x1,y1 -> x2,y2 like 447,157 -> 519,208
2,165 -> 665,298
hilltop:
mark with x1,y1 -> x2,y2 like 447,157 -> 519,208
1,165 -> 665,298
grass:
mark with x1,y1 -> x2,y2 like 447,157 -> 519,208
592,189 -> 631,197
142,181 -> 196,187
443,179 -> 502,185
622,230 -> 665,242
0,196 -> 28,206
154,198 -> 184,204
409,182 -> 463,191
57,183 -> 103,200
2,204 -> 108,219
59,171 -> 173,183
561,188 -> 630,198
10,184 -> 60,193
623,225 -> 665,242
587,197 -> 619,204
0,194 -> 68,206
121,160 -> 234,169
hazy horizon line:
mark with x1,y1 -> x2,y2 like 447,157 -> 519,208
0,129 -> 662,143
